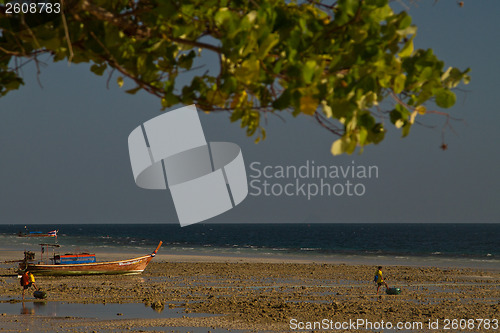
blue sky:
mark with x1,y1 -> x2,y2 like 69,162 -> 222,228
0,1 -> 498,224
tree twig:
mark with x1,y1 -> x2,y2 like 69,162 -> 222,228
60,0 -> 74,64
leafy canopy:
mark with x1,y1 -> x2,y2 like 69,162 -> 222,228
0,0 -> 470,154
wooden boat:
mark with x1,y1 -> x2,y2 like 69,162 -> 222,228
18,229 -> 58,238
20,242 -> 162,276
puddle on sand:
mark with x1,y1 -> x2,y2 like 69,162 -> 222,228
0,301 -> 215,320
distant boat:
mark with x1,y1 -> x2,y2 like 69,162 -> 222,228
18,228 -> 58,238
20,242 -> 162,276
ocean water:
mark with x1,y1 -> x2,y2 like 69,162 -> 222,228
0,224 -> 498,268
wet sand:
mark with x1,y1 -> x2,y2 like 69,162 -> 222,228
0,252 -> 498,332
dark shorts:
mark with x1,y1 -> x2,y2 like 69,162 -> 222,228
23,282 -> 33,290
377,282 -> 384,286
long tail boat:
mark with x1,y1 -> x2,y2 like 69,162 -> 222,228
19,242 -> 162,276
18,229 -> 58,238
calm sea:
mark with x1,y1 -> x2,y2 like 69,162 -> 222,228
0,224 -> 498,268
0,224 -> 500,269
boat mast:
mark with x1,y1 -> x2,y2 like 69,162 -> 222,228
39,244 -> 60,264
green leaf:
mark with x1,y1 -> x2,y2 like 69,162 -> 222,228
257,33 -> 279,59
157,1 -> 177,18
366,0 -> 388,7
331,135 -> 357,155
235,57 -> 260,85
90,64 -> 107,76
335,0 -> 358,25
161,93 -> 179,109
399,36 -> 414,57
390,108 -> 407,127
393,73 -> 406,94
302,60 -> 317,84
300,95 -> 319,116
125,86 -> 142,95
369,4 -> 392,22
272,89 -> 291,110
442,67 -> 470,88
398,13 -> 412,30
137,54 -> 147,73
230,108 -> 244,122
367,123 -> 386,144
215,8 -> 233,27
402,122 -> 411,137
178,51 -> 196,70
343,0 -> 358,16
435,89 -> 456,108
358,127 -> 368,145
331,138 -> 344,156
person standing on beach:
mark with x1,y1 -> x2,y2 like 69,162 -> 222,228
20,269 -> 38,300
374,266 -> 388,295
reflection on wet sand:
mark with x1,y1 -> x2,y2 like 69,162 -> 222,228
0,300 -> 194,320
20,302 -> 34,315
21,301 -> 47,315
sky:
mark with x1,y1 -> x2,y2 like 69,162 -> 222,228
0,1 -> 499,225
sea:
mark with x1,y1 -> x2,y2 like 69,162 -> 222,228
0,223 -> 498,269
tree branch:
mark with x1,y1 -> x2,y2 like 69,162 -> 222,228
89,31 -> 164,98
80,0 -> 222,54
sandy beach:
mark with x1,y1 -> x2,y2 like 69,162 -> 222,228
0,251 -> 498,332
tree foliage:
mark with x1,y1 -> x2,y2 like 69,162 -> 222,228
0,0 -> 469,154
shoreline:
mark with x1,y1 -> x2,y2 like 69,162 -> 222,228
1,247 -> 499,272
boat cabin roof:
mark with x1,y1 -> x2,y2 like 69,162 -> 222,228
39,243 -> 60,247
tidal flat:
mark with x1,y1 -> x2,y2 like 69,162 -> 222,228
0,256 -> 498,332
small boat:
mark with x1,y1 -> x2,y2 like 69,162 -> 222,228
20,242 -> 162,276
18,228 -> 58,238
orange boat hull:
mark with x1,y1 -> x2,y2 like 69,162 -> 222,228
25,242 -> 162,276
28,255 -> 154,275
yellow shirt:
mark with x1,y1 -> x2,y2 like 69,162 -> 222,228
29,273 -> 35,283
376,270 -> 384,283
